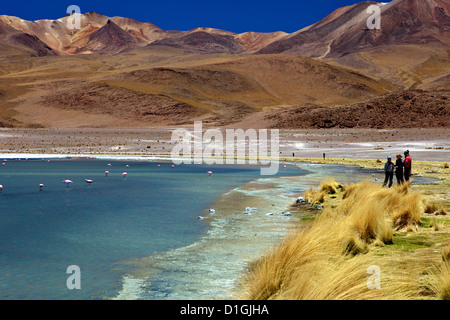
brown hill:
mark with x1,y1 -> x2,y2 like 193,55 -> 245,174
257,1 -> 378,57
105,54 -> 387,111
0,12 -> 162,55
257,0 -> 449,58
235,31 -> 288,53
329,0 -> 449,57
254,0 -> 449,89
76,20 -> 145,54
0,12 -> 285,55
147,30 -> 243,54
260,89 -> 450,129
0,1 -> 448,129
39,81 -> 204,126
1,1 -> 448,58
0,51 -> 389,128
0,22 -> 56,57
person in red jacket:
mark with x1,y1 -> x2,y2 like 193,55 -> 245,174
403,150 -> 412,182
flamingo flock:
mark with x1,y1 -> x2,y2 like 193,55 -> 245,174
1,159 -> 300,224
0,161 -> 210,193
0,161 -> 138,192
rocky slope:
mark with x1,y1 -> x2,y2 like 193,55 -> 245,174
0,1 -> 448,128
262,90 -> 450,129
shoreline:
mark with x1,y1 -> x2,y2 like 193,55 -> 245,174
1,127 -> 449,162
112,164 -> 311,300
111,161 -> 386,300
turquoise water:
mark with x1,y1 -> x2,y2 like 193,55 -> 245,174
0,159 -> 307,299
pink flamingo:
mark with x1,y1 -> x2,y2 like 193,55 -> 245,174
0,185 -> 3,193
105,171 -> 109,176
39,184 -> 44,191
207,171 -> 213,176
122,172 -> 127,178
63,180 -> 73,188
85,179 -> 93,186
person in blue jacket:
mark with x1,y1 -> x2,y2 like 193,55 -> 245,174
382,156 -> 395,188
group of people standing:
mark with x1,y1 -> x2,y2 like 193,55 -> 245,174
383,150 -> 412,188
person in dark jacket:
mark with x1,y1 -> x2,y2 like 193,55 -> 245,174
403,150 -> 412,181
382,156 -> 395,188
395,153 -> 404,185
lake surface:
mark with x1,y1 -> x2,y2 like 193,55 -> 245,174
0,159 -> 307,299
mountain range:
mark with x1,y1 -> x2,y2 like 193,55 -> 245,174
0,0 -> 448,128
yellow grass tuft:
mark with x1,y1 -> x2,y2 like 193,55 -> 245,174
391,192 -> 423,231
430,219 -> 444,231
443,245 -> 450,263
423,199 -> 448,215
435,262 -> 450,300
319,177 -> 344,195
424,200 -> 439,214
238,217 -> 415,300
304,188 -> 326,206
304,177 -> 344,207
237,178 -> 431,300
339,180 -> 421,234
429,246 -> 450,300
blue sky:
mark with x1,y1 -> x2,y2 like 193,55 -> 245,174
1,1 -> 388,33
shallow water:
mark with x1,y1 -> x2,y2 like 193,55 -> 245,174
0,159 -> 306,299
112,162 -> 403,300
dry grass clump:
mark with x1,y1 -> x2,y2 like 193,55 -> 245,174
429,246 -> 450,300
304,188 -> 326,206
432,261 -> 450,300
319,177 -> 344,195
391,192 -> 423,231
304,177 -> 344,206
239,216 -> 415,300
430,219 -> 444,231
444,163 -> 449,169
438,264 -> 450,300
340,180 -> 423,233
424,201 -> 439,214
238,178 -> 429,300
346,203 -> 394,246
323,179 -> 427,242
443,245 -> 450,263
423,199 -> 448,215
